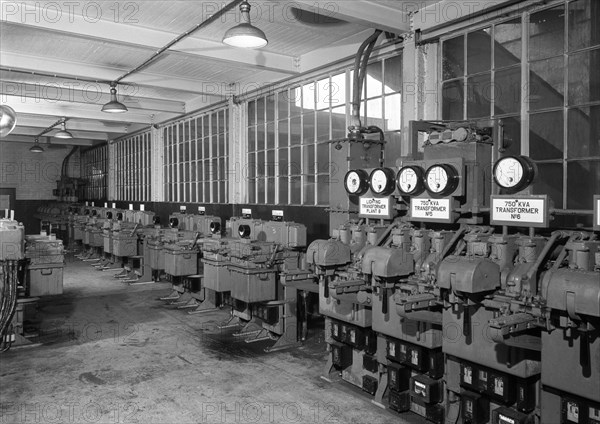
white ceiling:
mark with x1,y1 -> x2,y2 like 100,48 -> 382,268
0,0 -> 454,147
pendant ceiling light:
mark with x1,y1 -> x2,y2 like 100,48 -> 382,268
30,138 -> 44,153
54,120 -> 73,139
102,83 -> 128,113
0,105 -> 17,138
222,1 -> 268,49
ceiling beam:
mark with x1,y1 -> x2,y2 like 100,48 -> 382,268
0,0 -> 300,75
0,81 -> 186,114
8,125 -> 117,140
292,0 -> 411,35
2,94 -> 174,125
11,115 -> 131,134
1,134 -> 100,146
0,51 -> 230,97
0,71 -> 188,113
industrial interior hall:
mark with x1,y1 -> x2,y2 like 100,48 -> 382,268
0,0 -> 599,423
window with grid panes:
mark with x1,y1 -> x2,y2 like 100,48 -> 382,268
81,145 -> 108,200
163,107 -> 229,203
246,54 -> 402,206
440,0 -> 599,214
114,132 -> 151,201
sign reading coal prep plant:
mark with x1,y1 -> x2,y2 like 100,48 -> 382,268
491,195 -> 549,227
359,197 -> 393,219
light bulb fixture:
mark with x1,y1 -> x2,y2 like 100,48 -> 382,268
30,138 -> 44,153
0,105 -> 17,138
222,1 -> 268,49
101,84 -> 128,113
54,120 -> 73,139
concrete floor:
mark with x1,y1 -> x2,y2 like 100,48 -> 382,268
1,254 -> 426,424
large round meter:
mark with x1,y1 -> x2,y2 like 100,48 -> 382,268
493,156 -> 536,192
396,165 -> 425,196
369,168 -> 396,196
344,169 -> 369,196
425,164 -> 459,196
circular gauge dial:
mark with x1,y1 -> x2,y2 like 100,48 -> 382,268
425,164 -> 459,196
369,168 -> 396,196
396,165 -> 425,196
344,169 -> 369,196
493,156 -> 536,192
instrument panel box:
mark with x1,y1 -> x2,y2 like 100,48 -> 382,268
388,390 -> 411,413
362,375 -> 378,395
387,363 -> 411,393
492,406 -> 530,424
410,374 -> 442,404
461,390 -> 489,424
331,341 -> 352,369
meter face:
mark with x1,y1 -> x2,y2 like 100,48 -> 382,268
396,166 -> 424,195
426,165 -> 449,193
494,157 -> 523,188
345,171 -> 362,194
370,169 -> 389,194
344,169 -> 368,196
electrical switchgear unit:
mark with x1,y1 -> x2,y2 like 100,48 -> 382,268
216,210 -> 314,353
159,212 -> 222,311
312,118 -> 600,424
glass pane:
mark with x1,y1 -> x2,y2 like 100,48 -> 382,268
316,143 -> 330,175
467,28 -> 492,74
267,122 -> 275,149
330,73 -> 346,107
302,83 -> 316,111
366,61 -> 383,98
197,161 -> 203,183
248,101 -> 256,127
495,18 -> 522,69
529,5 -> 565,60
266,178 -> 275,204
529,57 -> 564,111
304,144 -> 315,174
219,158 -> 225,180
278,148 -> 288,176
495,67 -> 521,115
257,151 -> 265,177
442,80 -> 464,120
197,179 -> 203,202
385,94 -> 401,130
290,176 -> 301,204
533,162 -> 563,208
257,125 -> 265,151
569,0 -> 600,51
267,149 -> 275,177
248,179 -> 256,203
567,160 -> 600,209
290,147 -> 301,175
331,106 -> 346,139
204,160 -> 211,179
303,113 -> 315,143
317,174 -> 329,206
220,182 -> 226,204
210,113 -> 218,135
500,116 -> 522,157
290,87 -> 302,117
568,47 -> 600,105
304,176 -> 315,205
467,73 -> 491,118
316,112 -> 330,142
256,178 -> 265,204
384,55 -> 402,94
256,98 -> 265,125
530,111 -> 564,160
278,120 -> 288,147
211,133 -> 217,157
568,106 -> 600,158
365,98 -> 383,127
247,152 -> 256,179
278,177 -> 288,204
278,90 -> 289,119
290,116 -> 301,145
212,158 -> 218,179
266,95 -> 275,122
443,35 -> 464,80
316,77 -> 330,111
248,127 -> 256,152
